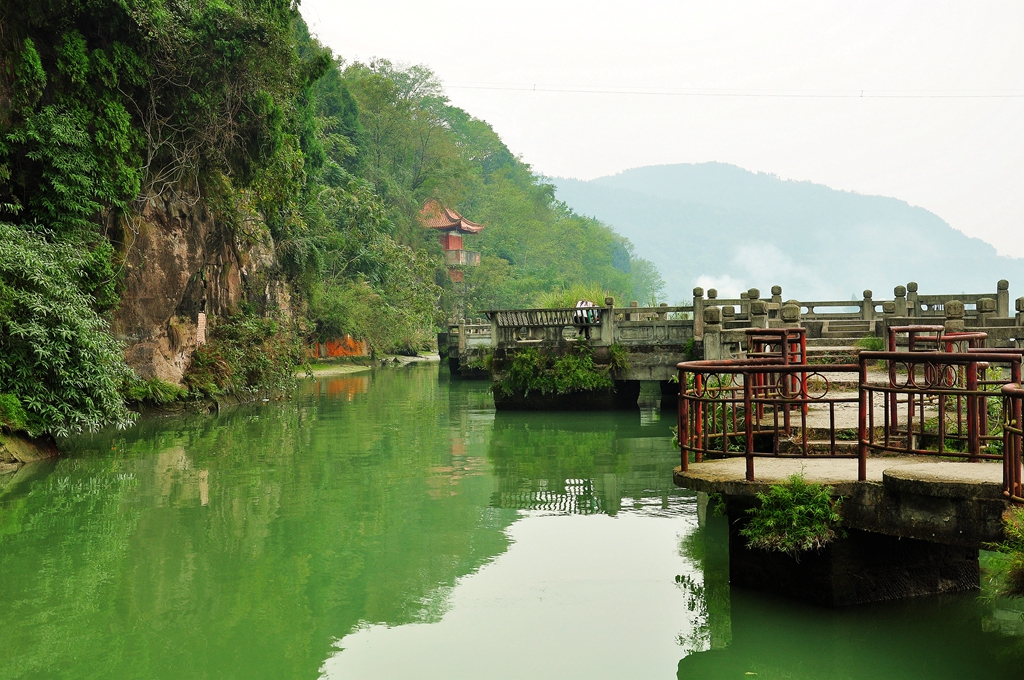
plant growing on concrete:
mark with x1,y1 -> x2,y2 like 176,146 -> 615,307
494,342 -> 613,398
608,343 -> 630,373
987,507 -> 1024,598
855,335 -> 885,351
740,474 -> 844,559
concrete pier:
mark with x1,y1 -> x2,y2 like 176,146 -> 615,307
675,456 -> 1011,605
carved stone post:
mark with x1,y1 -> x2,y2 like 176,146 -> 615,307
907,282 -> 919,318
749,299 -> 769,329
722,306 -> 735,324
703,307 -> 724,360
977,297 -> 997,327
629,300 -> 639,321
998,280 -> 1010,318
771,285 -> 783,306
599,297 -> 616,345
659,302 -> 668,321
862,290 -> 874,321
740,291 -> 750,318
693,287 -> 705,338
944,300 -> 965,333
893,285 -> 908,317
781,303 -> 801,327
1016,297 -> 1024,328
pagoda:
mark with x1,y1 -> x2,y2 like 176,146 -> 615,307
419,199 -> 484,282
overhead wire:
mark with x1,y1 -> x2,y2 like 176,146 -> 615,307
441,83 -> 1024,99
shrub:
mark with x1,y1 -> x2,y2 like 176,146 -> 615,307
740,474 -> 844,559
0,223 -> 135,436
534,284 -> 609,309
0,393 -> 28,432
183,311 -> 303,398
987,507 -> 1024,598
608,343 -> 630,373
124,378 -> 187,405
495,343 -> 613,398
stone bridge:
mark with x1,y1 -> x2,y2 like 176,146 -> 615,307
441,279 -> 1024,394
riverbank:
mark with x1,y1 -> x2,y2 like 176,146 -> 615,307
300,353 -> 441,377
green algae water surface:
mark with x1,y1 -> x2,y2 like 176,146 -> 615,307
2,365 -> 1024,679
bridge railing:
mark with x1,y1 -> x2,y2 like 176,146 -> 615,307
1001,384 -> 1024,501
679,347 -> 1024,495
857,351 -> 1022,478
692,280 -> 1013,334
677,359 -> 861,482
483,304 -> 696,350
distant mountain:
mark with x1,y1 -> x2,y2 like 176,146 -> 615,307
553,163 -> 1024,305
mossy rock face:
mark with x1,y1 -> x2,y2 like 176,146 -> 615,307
0,433 -> 58,465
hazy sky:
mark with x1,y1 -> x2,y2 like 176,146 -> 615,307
301,1 -> 1024,257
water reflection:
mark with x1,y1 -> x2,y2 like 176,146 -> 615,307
2,367 -> 1024,680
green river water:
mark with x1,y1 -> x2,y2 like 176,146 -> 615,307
3,364 -> 1024,679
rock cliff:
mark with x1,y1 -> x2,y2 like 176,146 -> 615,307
109,192 -> 292,384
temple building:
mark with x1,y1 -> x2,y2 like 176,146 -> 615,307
419,199 -> 484,282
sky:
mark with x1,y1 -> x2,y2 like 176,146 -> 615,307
301,1 -> 1024,257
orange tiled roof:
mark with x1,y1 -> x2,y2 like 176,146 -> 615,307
419,199 -> 484,234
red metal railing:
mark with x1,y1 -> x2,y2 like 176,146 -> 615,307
679,347 -> 1024,497
857,351 -> 1022,479
678,358 -> 859,482
1002,383 -> 1024,501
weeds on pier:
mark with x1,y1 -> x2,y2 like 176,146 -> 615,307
740,474 -> 844,560
494,342 -> 613,398
986,507 -> 1024,599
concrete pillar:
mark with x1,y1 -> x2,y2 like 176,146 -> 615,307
977,297 -> 997,327
780,303 -> 801,327
893,285 -> 907,317
944,300 -> 965,333
488,313 -> 499,350
749,299 -> 769,329
703,307 -> 724,360
907,282 -> 919,318
693,287 -> 705,338
598,297 -> 616,345
771,285 -> 783,307
998,280 -> 1010,318
861,290 -> 874,321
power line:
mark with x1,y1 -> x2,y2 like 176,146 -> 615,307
442,83 -> 1024,99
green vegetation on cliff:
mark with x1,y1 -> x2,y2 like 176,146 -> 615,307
0,1 -> 662,435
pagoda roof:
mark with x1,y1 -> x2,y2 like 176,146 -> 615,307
419,199 -> 484,234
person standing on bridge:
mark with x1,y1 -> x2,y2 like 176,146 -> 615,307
573,300 -> 598,340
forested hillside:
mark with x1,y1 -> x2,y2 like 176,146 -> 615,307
0,1 -> 661,439
555,163 -> 1024,304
